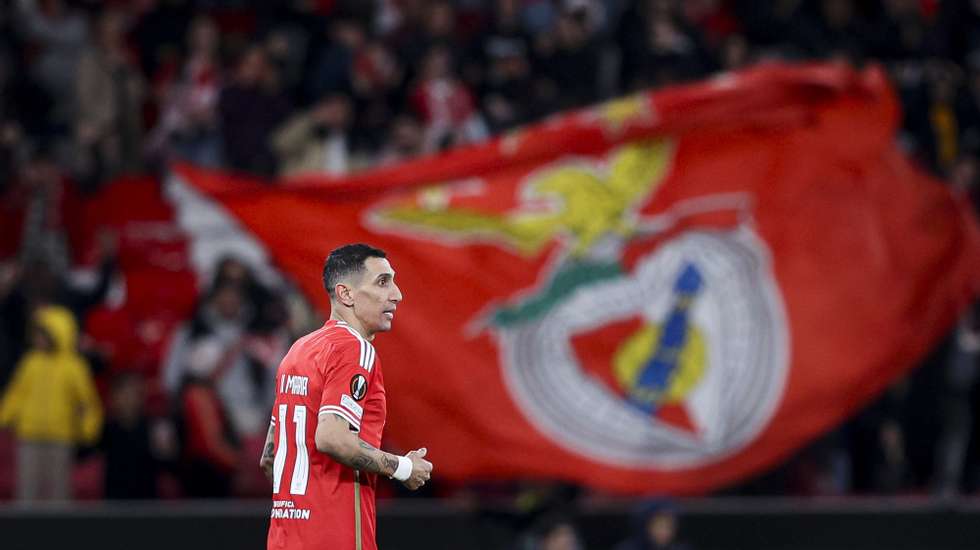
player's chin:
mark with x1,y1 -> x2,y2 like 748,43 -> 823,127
376,318 -> 393,332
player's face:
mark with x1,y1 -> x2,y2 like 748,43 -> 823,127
352,257 -> 402,335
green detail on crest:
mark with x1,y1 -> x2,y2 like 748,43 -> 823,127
491,260 -> 623,327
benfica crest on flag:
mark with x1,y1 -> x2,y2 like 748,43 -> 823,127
177,63 -> 980,494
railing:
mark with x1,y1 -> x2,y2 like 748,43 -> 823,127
2,497 -> 980,550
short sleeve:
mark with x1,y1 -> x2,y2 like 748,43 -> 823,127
318,337 -> 375,432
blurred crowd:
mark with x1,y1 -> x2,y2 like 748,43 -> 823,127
0,1 -> 979,541
4,0 -> 980,186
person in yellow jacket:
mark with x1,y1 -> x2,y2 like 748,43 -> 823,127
0,305 -> 103,500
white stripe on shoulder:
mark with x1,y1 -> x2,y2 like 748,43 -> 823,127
364,343 -> 375,372
337,324 -> 373,370
358,334 -> 365,367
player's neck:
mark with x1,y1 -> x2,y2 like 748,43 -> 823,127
329,311 -> 375,341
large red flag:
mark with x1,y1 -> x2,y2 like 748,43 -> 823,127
178,63 -> 980,494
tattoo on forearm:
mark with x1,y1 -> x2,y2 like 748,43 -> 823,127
262,423 -> 276,459
382,454 -> 399,474
351,454 -> 373,470
345,439 -> 399,476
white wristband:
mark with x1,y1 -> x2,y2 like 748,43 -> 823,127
392,455 -> 412,481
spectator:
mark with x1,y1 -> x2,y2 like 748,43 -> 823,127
682,0 -> 742,49
0,30 -> 54,155
522,513 -> 585,550
377,114 -> 427,165
0,225 -> 117,389
805,0 -> 866,63
719,33 -> 752,71
350,39 -> 405,152
147,15 -> 223,168
74,9 -> 145,190
469,0 -> 537,131
272,92 -> 363,176
308,17 -> 366,100
163,281 -> 276,442
0,305 -> 103,501
14,0 -> 89,126
131,0 -> 193,80
257,1 -> 324,102
13,147 -> 74,273
848,382 -> 913,494
390,0 -> 458,76
410,44 -> 489,151
178,337 -> 239,498
0,260 -> 21,386
615,500 -> 691,550
538,8 -> 601,106
904,62 -> 976,175
101,371 -> 174,499
210,254 -> 279,330
868,0 -> 932,61
617,0 -> 713,91
218,45 -> 291,177
211,254 -> 258,291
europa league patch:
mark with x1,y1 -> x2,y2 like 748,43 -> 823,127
350,374 -> 368,401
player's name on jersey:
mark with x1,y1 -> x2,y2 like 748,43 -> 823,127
271,500 -> 312,520
280,375 -> 309,396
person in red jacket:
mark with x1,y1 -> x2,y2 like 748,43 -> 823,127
179,337 -> 240,497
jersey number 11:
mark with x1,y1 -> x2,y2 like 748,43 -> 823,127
273,404 -> 310,495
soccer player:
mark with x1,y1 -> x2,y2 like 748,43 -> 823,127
260,244 -> 432,550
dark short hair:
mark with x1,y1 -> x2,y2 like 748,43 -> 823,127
323,243 -> 387,299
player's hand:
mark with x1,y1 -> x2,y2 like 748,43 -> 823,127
402,447 -> 432,491
260,454 -> 274,481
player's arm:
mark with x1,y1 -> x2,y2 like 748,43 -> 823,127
314,413 -> 431,490
259,417 -> 275,481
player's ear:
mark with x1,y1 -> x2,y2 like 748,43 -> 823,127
336,283 -> 355,307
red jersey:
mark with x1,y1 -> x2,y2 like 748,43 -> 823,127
267,320 -> 386,550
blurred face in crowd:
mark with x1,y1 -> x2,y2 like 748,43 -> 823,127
647,0 -> 677,18
930,68 -> 957,103
30,325 -> 54,353
237,47 -> 270,86
389,116 -> 423,156
421,47 -> 453,80
884,0 -> 916,17
188,16 -> 219,56
555,13 -> 588,49
648,511 -> 677,546
39,0 -> 65,18
495,0 -> 520,24
211,284 -> 244,322
822,0 -> 854,28
111,375 -> 146,424
362,42 -> 402,90
951,156 -> 978,192
20,154 -> 60,190
721,34 -> 749,70
427,1 -> 455,37
541,523 -> 582,550
266,31 -> 292,66
313,95 -> 353,131
215,257 -> 251,287
331,20 -> 366,51
98,10 -> 127,51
